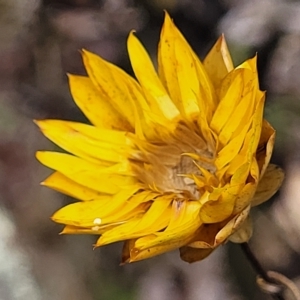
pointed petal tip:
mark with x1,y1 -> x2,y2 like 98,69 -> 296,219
161,10 -> 176,35
33,119 -> 47,129
163,10 -> 172,21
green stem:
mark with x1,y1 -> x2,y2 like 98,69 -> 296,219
240,243 -> 284,300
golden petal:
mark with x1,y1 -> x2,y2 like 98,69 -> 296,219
210,68 -> 244,134
128,240 -> 184,262
203,34 -> 234,91
52,186 -> 145,227
199,186 -> 238,223
61,224 -> 118,235
127,31 -> 179,121
232,182 -> 257,214
96,196 -> 172,245
214,205 -> 250,245
256,120 -> 276,179
42,171 -> 100,201
134,200 -> 202,250
215,118 -> 252,170
36,119 -> 133,164
36,151 -> 138,194
82,50 -> 139,130
68,75 -> 130,130
158,12 -> 216,125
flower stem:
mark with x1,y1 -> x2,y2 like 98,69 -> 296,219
240,243 -> 285,300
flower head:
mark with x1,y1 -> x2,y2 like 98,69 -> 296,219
36,13 -> 284,263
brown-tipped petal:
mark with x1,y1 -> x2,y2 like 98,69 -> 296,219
214,205 -> 250,246
180,246 -> 215,263
121,239 -> 137,265
228,214 -> 253,243
256,120 -> 276,179
251,164 -> 284,206
203,35 -> 234,91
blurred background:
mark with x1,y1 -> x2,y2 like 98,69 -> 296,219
0,0 -> 299,299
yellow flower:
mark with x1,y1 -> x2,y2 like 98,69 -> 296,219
36,12 -> 284,263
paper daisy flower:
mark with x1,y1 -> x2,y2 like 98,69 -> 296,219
36,13 -> 284,263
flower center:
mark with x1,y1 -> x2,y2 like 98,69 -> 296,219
132,123 -> 216,200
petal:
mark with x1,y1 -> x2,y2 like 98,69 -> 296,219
214,205 -> 250,245
42,171 -> 100,201
256,120 -> 276,179
127,31 -> 179,121
232,182 -> 257,214
187,223 -> 225,248
228,214 -> 252,243
203,34 -> 234,91
210,69 -> 244,135
225,95 -> 265,177
199,185 -> 238,223
96,195 -> 172,245
179,246 -> 215,263
36,151 -> 138,194
251,164 -> 284,206
158,12 -> 216,146
36,119 -> 133,164
61,224 -> 118,235
218,81 -> 260,148
68,75 -> 131,130
52,186 -> 145,227
134,200 -> 202,250
82,50 -> 138,130
214,117 -> 252,170
121,239 -> 137,264
128,240 -> 187,262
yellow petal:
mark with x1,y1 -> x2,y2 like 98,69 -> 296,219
210,69 -> 244,134
256,120 -> 276,179
52,186 -> 145,227
158,12 -> 201,121
96,195 -> 172,245
36,151 -> 137,194
82,50 -> 137,129
225,94 -> 265,177
134,200 -> 202,250
68,75 -> 131,131
158,12 -> 216,127
61,224 -> 118,235
251,164 -> 284,206
232,182 -> 257,214
215,118 -> 252,170
215,205 -> 250,245
217,68 -> 261,147
36,119 -> 133,164
200,185 -> 237,223
128,240 -> 184,262
42,171 -> 100,201
127,31 -> 179,121
203,34 -> 234,91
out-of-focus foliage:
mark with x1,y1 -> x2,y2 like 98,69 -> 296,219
0,0 -> 299,299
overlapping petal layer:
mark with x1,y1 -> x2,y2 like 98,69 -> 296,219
36,12 -> 283,263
